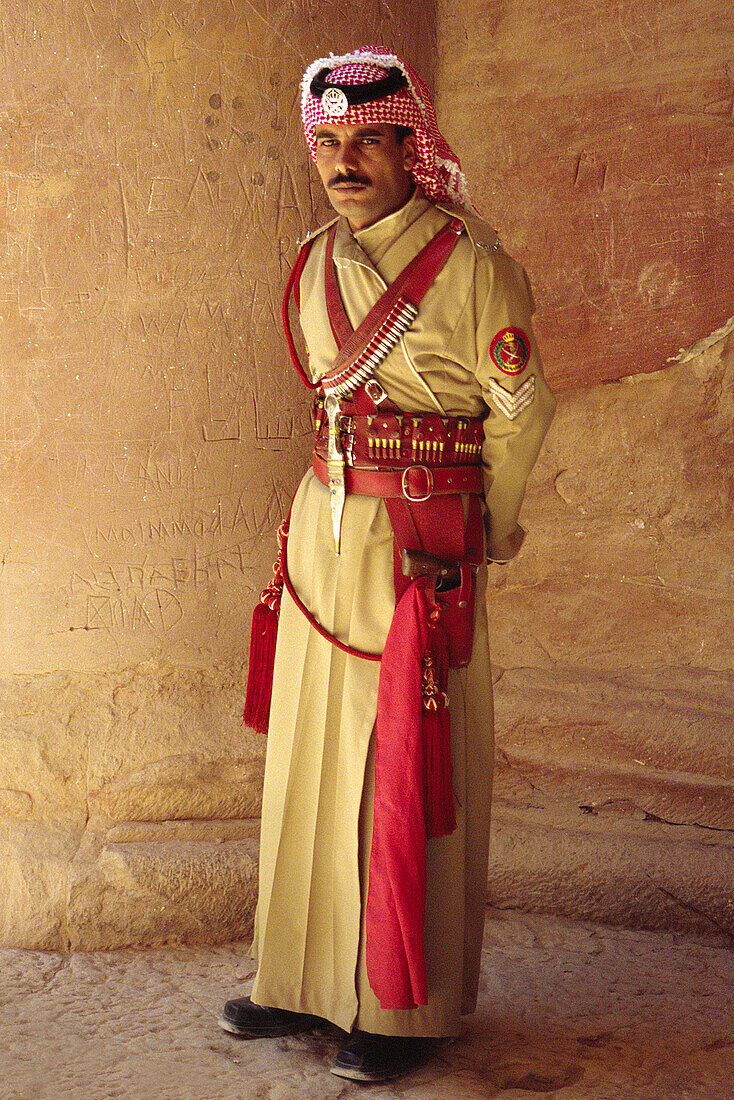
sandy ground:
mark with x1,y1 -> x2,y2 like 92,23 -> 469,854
1,909 -> 732,1099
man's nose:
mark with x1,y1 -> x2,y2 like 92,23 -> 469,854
335,141 -> 359,171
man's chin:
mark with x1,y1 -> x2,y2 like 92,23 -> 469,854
328,190 -> 385,230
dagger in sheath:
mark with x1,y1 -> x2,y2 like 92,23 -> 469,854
325,393 -> 346,554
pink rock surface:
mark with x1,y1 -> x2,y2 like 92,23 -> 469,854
436,0 -> 734,389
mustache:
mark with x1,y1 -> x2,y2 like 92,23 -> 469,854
328,171 -> 371,188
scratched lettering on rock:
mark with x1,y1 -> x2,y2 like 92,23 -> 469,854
88,488 -> 285,548
59,446 -> 209,497
92,499 -> 244,545
253,392 -> 313,445
64,543 -> 254,636
71,547 -> 248,593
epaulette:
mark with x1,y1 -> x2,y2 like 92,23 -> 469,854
296,215 -> 339,248
435,202 -> 501,255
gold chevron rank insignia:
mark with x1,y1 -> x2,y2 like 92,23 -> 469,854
488,375 -> 535,420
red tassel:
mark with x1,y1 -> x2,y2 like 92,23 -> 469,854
242,520 -> 289,734
421,609 -> 456,838
422,704 -> 455,837
243,602 -> 279,733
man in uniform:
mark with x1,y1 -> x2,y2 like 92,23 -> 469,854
219,46 -> 555,1082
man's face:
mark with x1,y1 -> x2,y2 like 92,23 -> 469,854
312,124 -> 418,230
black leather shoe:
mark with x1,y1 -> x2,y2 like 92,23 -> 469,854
330,1029 -> 435,1082
218,996 -> 322,1038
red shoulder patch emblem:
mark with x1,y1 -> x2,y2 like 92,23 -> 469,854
490,327 -> 531,375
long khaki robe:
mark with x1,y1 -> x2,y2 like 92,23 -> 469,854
251,190 -> 555,1037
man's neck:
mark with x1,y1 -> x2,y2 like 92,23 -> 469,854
346,183 -> 416,233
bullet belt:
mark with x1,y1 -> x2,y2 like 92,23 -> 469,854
313,404 -> 485,468
312,452 -> 482,501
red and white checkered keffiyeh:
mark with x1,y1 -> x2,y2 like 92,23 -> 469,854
301,46 -> 471,209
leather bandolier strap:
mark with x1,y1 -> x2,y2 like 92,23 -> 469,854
314,214 -> 485,611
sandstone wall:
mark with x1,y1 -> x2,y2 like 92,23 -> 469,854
436,0 -> 734,933
0,2 -> 435,949
436,0 -> 733,391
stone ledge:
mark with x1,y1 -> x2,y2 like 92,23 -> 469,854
493,751 -> 734,830
0,821 -> 260,951
4,800 -> 733,950
489,804 -> 734,937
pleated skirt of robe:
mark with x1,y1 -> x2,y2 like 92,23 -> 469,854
250,469 -> 494,1038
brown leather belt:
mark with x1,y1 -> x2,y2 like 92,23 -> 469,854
312,452 -> 482,500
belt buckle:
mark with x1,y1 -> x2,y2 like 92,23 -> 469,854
365,379 -> 387,405
402,464 -> 433,502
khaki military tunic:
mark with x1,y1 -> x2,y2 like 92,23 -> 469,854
251,190 -> 555,1037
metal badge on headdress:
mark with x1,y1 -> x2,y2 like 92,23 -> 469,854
301,46 -> 472,209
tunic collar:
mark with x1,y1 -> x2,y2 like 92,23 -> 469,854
352,187 -> 432,265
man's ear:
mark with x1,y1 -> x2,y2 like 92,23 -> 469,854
401,133 -> 418,172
